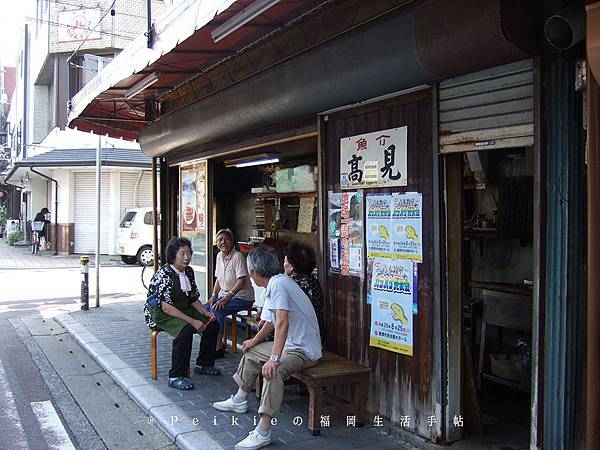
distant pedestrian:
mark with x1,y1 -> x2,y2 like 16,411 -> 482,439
33,207 -> 51,242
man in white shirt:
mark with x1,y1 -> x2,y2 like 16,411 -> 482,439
212,245 -> 322,450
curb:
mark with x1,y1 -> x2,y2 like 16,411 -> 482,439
55,313 -> 224,450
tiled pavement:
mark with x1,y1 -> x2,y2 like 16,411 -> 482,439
56,301 -> 416,450
0,239 -> 125,269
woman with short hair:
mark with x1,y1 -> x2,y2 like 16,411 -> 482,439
144,237 -> 221,390
207,228 -> 255,357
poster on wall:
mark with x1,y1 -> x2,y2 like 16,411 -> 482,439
369,257 -> 415,356
366,257 -> 419,314
340,127 -> 408,189
365,192 -> 423,262
180,162 -> 206,235
328,191 -> 363,276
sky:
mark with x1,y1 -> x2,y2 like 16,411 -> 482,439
0,0 -> 27,66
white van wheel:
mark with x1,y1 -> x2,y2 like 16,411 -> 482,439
137,246 -> 153,266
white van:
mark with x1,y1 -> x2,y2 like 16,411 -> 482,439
117,207 -> 156,265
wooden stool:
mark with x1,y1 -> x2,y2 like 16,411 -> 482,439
150,327 -> 190,380
222,308 -> 257,353
151,327 -> 161,380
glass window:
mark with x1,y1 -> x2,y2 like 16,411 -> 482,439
144,211 -> 153,225
119,211 -> 136,227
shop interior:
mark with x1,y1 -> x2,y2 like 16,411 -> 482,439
459,147 -> 534,448
211,137 -> 319,307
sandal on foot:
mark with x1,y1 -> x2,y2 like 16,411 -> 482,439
194,366 -> 222,376
168,377 -> 194,390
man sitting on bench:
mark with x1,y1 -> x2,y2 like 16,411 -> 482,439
212,245 -> 322,450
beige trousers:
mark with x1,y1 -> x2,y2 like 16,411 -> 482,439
233,342 -> 316,417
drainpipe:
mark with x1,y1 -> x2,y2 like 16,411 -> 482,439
23,24 -> 29,159
133,171 -> 143,207
29,167 -> 58,256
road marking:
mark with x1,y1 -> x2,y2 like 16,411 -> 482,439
30,401 -> 76,450
0,354 -> 28,449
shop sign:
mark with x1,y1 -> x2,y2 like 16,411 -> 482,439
369,257 -> 415,356
58,9 -> 102,43
180,162 -> 207,235
328,191 -> 363,276
366,192 -> 423,262
340,127 -> 408,189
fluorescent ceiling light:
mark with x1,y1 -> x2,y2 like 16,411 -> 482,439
224,153 -> 280,168
211,0 -> 281,43
125,71 -> 160,100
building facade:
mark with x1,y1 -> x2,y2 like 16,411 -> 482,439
66,0 -> 594,447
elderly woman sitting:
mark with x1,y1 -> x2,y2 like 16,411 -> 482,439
207,228 -> 255,357
144,237 -> 221,391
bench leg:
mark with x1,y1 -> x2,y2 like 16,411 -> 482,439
307,386 -> 322,436
151,329 -> 159,380
354,381 -> 368,427
231,312 -> 237,353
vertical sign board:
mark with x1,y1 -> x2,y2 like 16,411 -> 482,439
180,162 -> 207,236
328,191 -> 363,276
340,127 -> 408,189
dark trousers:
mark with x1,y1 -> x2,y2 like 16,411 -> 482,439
169,321 -> 219,378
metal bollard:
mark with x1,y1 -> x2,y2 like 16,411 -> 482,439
80,256 -> 89,310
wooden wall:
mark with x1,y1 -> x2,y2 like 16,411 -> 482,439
320,90 -> 439,441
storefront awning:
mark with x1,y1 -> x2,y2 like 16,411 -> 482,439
68,0 -> 324,141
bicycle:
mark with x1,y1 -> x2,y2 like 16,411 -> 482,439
31,221 -> 46,255
141,260 -> 156,290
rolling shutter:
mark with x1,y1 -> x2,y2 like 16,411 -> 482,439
120,172 -> 153,219
74,172 -> 110,254
439,59 -> 534,153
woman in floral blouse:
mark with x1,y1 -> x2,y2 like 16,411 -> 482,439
145,237 -> 221,390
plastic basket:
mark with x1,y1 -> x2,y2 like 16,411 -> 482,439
32,221 -> 46,231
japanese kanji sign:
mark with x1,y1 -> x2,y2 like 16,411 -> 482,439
340,127 -> 408,189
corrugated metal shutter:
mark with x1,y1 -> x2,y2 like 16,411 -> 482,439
74,172 -> 110,254
120,172 -> 153,219
439,59 -> 534,153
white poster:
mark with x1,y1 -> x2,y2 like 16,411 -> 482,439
340,127 -> 408,189
369,257 -> 415,356
366,192 -> 423,262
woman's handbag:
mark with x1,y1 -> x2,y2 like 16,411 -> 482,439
147,293 -> 159,308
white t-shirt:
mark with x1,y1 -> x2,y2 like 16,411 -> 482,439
215,249 -> 255,301
261,274 -> 322,361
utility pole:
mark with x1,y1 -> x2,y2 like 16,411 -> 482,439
95,134 -> 101,307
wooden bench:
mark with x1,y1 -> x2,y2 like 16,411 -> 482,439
257,351 -> 371,435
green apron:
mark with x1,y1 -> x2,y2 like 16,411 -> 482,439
148,275 -> 208,338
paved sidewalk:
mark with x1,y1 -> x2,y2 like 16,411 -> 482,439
0,239 -> 125,269
55,301 -> 416,450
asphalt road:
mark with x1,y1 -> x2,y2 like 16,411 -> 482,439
0,263 -> 175,450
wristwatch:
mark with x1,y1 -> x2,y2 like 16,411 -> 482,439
269,354 -> 280,362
